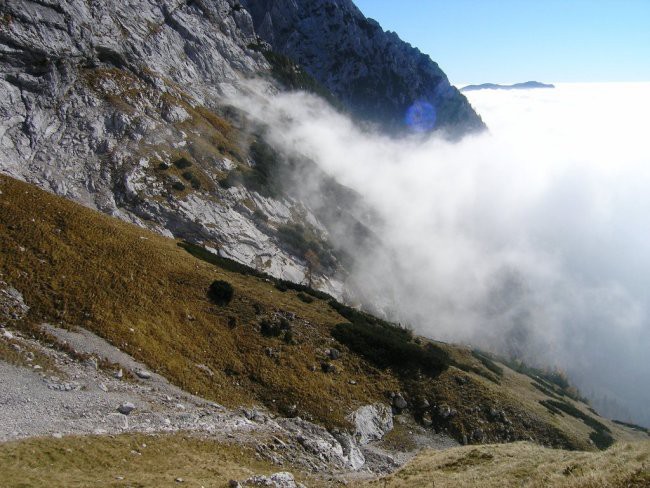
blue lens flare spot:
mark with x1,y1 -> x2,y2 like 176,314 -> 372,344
405,101 -> 437,132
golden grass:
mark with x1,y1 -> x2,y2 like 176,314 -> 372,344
0,433 -> 282,488
360,441 -> 650,488
0,174 -> 641,449
0,175 -> 397,428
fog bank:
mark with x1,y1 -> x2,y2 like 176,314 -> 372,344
231,82 -> 650,426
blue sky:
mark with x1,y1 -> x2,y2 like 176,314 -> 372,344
353,0 -> 650,85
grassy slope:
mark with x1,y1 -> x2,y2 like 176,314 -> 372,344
1,435 -> 646,488
361,441 -> 650,488
0,174 -> 396,428
0,434 -> 285,488
0,174 -> 642,448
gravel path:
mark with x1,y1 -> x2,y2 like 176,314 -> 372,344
0,325 -> 251,442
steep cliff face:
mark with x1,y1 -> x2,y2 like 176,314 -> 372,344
0,0 -> 479,298
0,0 -> 352,295
242,0 -> 485,135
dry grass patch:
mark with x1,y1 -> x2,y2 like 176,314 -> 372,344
0,175 -> 639,450
360,441 -> 650,488
0,175 -> 396,428
0,433 -> 283,488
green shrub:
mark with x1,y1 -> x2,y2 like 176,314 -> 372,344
207,280 -> 234,306
297,292 -> 314,304
590,430 -> 615,450
181,171 -> 201,190
173,157 -> 193,169
277,223 -> 338,271
177,242 -> 334,302
332,320 -> 449,377
540,398 -> 613,450
471,349 -> 504,377
260,318 -> 291,338
171,181 -> 185,192
612,420 -> 649,435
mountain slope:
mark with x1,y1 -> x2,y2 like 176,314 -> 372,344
243,0 -> 485,135
0,0 -> 483,302
1,175 -> 645,450
0,0 -> 369,295
363,441 -> 650,488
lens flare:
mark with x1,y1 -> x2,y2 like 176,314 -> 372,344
405,100 -> 437,132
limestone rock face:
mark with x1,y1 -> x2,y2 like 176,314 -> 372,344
0,0 -> 344,294
242,0 -> 485,135
0,0 -> 479,298
348,403 -> 393,446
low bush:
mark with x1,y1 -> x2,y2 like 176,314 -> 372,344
590,430 -> 615,450
471,349 -> 504,377
260,317 -> 291,338
297,292 -> 314,304
277,223 -> 338,271
181,171 -> 201,190
207,280 -> 234,306
540,399 -> 613,450
178,242 -> 334,302
173,157 -> 193,169
332,320 -> 449,377
612,420 -> 650,435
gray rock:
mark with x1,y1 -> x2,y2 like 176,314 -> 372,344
327,348 -> 341,360
162,104 -> 190,124
241,471 -> 305,487
418,397 -> 430,409
472,428 -> 485,442
117,402 -> 136,415
421,412 -> 433,427
348,403 -> 393,446
438,404 -> 457,419
135,370 -> 152,380
392,393 -> 407,411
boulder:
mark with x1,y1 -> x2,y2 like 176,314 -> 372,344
241,472 -> 305,487
135,369 -> 152,379
392,393 -> 407,411
117,402 -> 136,415
347,403 -> 393,446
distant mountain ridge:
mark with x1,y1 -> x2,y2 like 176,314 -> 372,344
461,81 -> 555,92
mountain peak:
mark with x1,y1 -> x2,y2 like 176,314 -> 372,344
242,0 -> 485,135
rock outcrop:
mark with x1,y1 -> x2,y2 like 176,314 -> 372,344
0,0 -> 482,298
242,0 -> 485,135
0,0 -> 345,294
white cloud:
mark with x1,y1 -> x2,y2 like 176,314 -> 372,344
230,82 -> 650,426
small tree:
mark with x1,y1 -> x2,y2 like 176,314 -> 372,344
207,280 -> 234,306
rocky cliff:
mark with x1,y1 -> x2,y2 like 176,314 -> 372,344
0,0 -> 481,298
242,0 -> 485,135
